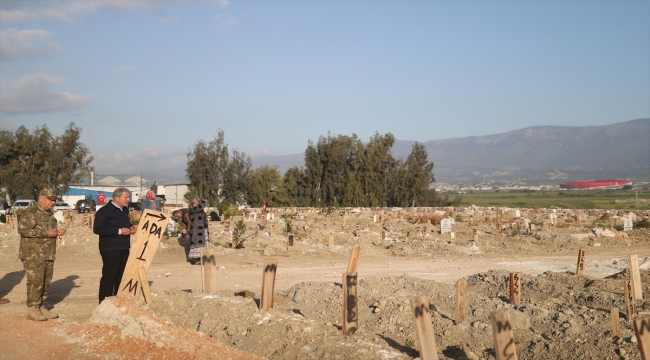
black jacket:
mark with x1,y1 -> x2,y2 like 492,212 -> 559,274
93,202 -> 132,251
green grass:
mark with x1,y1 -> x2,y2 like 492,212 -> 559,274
461,189 -> 650,210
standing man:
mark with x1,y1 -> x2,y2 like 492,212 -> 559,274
18,188 -> 66,321
93,188 -> 136,303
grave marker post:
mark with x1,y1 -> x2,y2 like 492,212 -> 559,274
509,273 -> 521,305
381,231 -> 385,245
630,254 -> 644,300
634,316 -> 650,360
328,233 -> 334,246
576,249 -> 586,276
260,259 -> 278,310
201,248 -> 217,294
347,247 -> 361,273
288,234 -> 294,250
342,272 -> 359,336
490,309 -> 519,360
611,308 -> 621,339
410,295 -> 439,360
625,280 -> 636,321
455,280 -> 466,324
117,209 -> 170,300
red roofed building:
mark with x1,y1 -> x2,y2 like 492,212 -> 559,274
559,180 -> 631,189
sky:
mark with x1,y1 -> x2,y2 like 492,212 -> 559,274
1,0 -> 649,184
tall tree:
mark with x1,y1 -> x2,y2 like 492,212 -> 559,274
185,131 -> 251,207
246,165 -> 289,207
0,123 -> 93,202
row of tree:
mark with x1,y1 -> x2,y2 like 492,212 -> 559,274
0,124 -> 93,202
186,131 -> 457,208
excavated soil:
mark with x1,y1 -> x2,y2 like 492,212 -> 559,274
1,207 -> 649,360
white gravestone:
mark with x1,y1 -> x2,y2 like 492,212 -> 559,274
440,218 -> 452,234
523,219 -> 531,233
624,218 -> 633,231
515,209 -> 521,218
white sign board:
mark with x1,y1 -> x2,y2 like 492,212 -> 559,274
440,218 -> 452,234
624,218 -> 633,231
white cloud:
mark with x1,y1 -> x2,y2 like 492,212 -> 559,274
93,147 -> 188,184
0,0 -> 229,24
110,66 -> 137,73
0,72 -> 93,114
215,13 -> 236,27
0,28 -> 61,59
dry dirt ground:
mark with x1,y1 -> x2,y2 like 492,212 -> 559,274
1,207 -> 649,360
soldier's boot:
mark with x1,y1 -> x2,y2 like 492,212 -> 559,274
39,306 -> 59,319
26,306 -> 48,321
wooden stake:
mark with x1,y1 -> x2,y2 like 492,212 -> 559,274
630,254 -> 644,300
137,266 -> 152,304
490,309 -> 519,360
118,209 -> 169,298
410,295 -> 439,360
201,249 -> 217,294
509,273 -> 521,305
260,259 -> 278,310
342,272 -> 359,335
576,249 -> 586,276
288,234 -> 294,251
347,247 -> 361,273
625,280 -> 636,321
473,229 -> 478,242
611,308 -> 621,339
634,316 -> 650,360
328,233 -> 334,246
455,280 -> 466,324
271,225 -> 275,236
380,231 -> 385,245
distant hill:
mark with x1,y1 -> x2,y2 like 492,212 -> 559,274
252,118 -> 650,183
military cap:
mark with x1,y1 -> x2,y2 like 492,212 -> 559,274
39,188 -> 58,201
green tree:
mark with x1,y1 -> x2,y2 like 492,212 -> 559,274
0,123 -> 93,202
245,165 -> 289,207
185,131 -> 251,207
282,166 -> 310,207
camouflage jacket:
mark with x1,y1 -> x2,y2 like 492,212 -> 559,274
18,203 -> 57,261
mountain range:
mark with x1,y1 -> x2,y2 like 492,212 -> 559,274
252,118 -> 650,184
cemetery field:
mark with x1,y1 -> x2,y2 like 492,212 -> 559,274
462,189 -> 650,210
0,207 -> 649,359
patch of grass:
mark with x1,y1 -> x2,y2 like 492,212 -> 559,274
555,292 -> 562,298
405,339 -> 416,348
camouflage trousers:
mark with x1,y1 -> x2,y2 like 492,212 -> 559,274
22,259 -> 54,307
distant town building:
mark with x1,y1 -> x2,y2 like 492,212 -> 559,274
559,180 -> 631,189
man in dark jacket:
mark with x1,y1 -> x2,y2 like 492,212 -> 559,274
93,187 -> 136,303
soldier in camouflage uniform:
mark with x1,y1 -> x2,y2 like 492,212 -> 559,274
18,188 -> 67,321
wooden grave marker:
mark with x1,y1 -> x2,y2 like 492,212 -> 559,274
625,280 -> 636,321
381,231 -> 385,245
137,266 -> 152,304
231,232 -> 238,248
201,248 -> 217,294
117,209 -> 169,301
271,225 -> 275,236
611,308 -> 621,339
288,234 -> 294,250
473,229 -> 478,242
410,295 -> 439,360
630,254 -> 644,300
342,272 -> 359,335
260,259 -> 278,310
490,309 -> 518,360
347,247 -> 361,273
455,280 -> 466,324
510,273 -> 521,305
406,231 -> 410,242
576,249 -> 586,276
355,225 -> 360,237
328,233 -> 334,246
634,316 -> 650,360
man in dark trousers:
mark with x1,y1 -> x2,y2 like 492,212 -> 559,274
93,187 -> 136,303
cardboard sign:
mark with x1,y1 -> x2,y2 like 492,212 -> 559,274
117,209 -> 169,298
491,309 -> 519,360
342,273 -> 359,335
410,295 -> 439,360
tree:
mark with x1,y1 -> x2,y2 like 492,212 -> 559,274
246,165 -> 289,207
185,131 -> 251,207
0,123 -> 93,202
